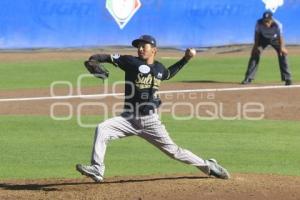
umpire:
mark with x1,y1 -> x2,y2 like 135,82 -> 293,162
242,11 -> 292,85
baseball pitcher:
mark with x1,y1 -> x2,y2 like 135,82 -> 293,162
76,35 -> 230,182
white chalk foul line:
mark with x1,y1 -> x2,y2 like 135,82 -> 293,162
0,93 -> 124,102
158,84 -> 300,94
0,85 -> 299,102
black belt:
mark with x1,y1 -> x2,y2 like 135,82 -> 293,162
122,109 -> 156,117
138,109 -> 156,116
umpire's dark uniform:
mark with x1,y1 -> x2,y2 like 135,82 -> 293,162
242,11 -> 292,85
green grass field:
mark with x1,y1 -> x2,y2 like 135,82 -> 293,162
0,55 -> 299,90
0,54 -> 300,180
0,116 -> 299,180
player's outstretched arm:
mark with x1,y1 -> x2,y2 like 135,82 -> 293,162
165,48 -> 196,80
89,54 -> 113,64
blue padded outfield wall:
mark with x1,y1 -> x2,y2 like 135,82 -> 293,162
0,0 -> 300,49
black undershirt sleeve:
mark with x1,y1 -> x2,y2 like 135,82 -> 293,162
89,54 -> 113,64
165,57 -> 189,80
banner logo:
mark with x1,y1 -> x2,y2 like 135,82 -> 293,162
262,0 -> 284,12
106,0 -> 142,29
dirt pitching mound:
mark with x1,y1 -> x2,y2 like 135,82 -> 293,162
1,173 -> 300,200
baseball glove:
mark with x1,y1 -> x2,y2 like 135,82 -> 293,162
84,60 -> 109,79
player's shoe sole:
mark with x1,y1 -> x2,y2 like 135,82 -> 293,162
76,164 -> 103,183
207,159 -> 230,179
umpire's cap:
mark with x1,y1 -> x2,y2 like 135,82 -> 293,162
132,35 -> 157,48
262,10 -> 273,20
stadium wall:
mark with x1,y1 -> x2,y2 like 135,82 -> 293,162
0,0 -> 299,49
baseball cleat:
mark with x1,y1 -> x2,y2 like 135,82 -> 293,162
285,80 -> 292,86
241,78 -> 252,85
76,164 -> 103,183
207,159 -> 230,179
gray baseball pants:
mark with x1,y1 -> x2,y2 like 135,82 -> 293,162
244,38 -> 292,81
90,112 -> 209,177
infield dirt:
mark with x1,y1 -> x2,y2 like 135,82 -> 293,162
1,173 -> 300,200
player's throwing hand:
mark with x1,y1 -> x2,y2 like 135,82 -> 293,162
184,48 -> 197,60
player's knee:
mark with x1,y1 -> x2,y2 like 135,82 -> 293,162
95,124 -> 111,141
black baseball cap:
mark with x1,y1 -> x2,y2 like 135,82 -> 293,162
262,11 -> 273,20
132,35 -> 157,48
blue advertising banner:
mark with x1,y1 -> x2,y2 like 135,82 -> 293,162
0,0 -> 299,48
